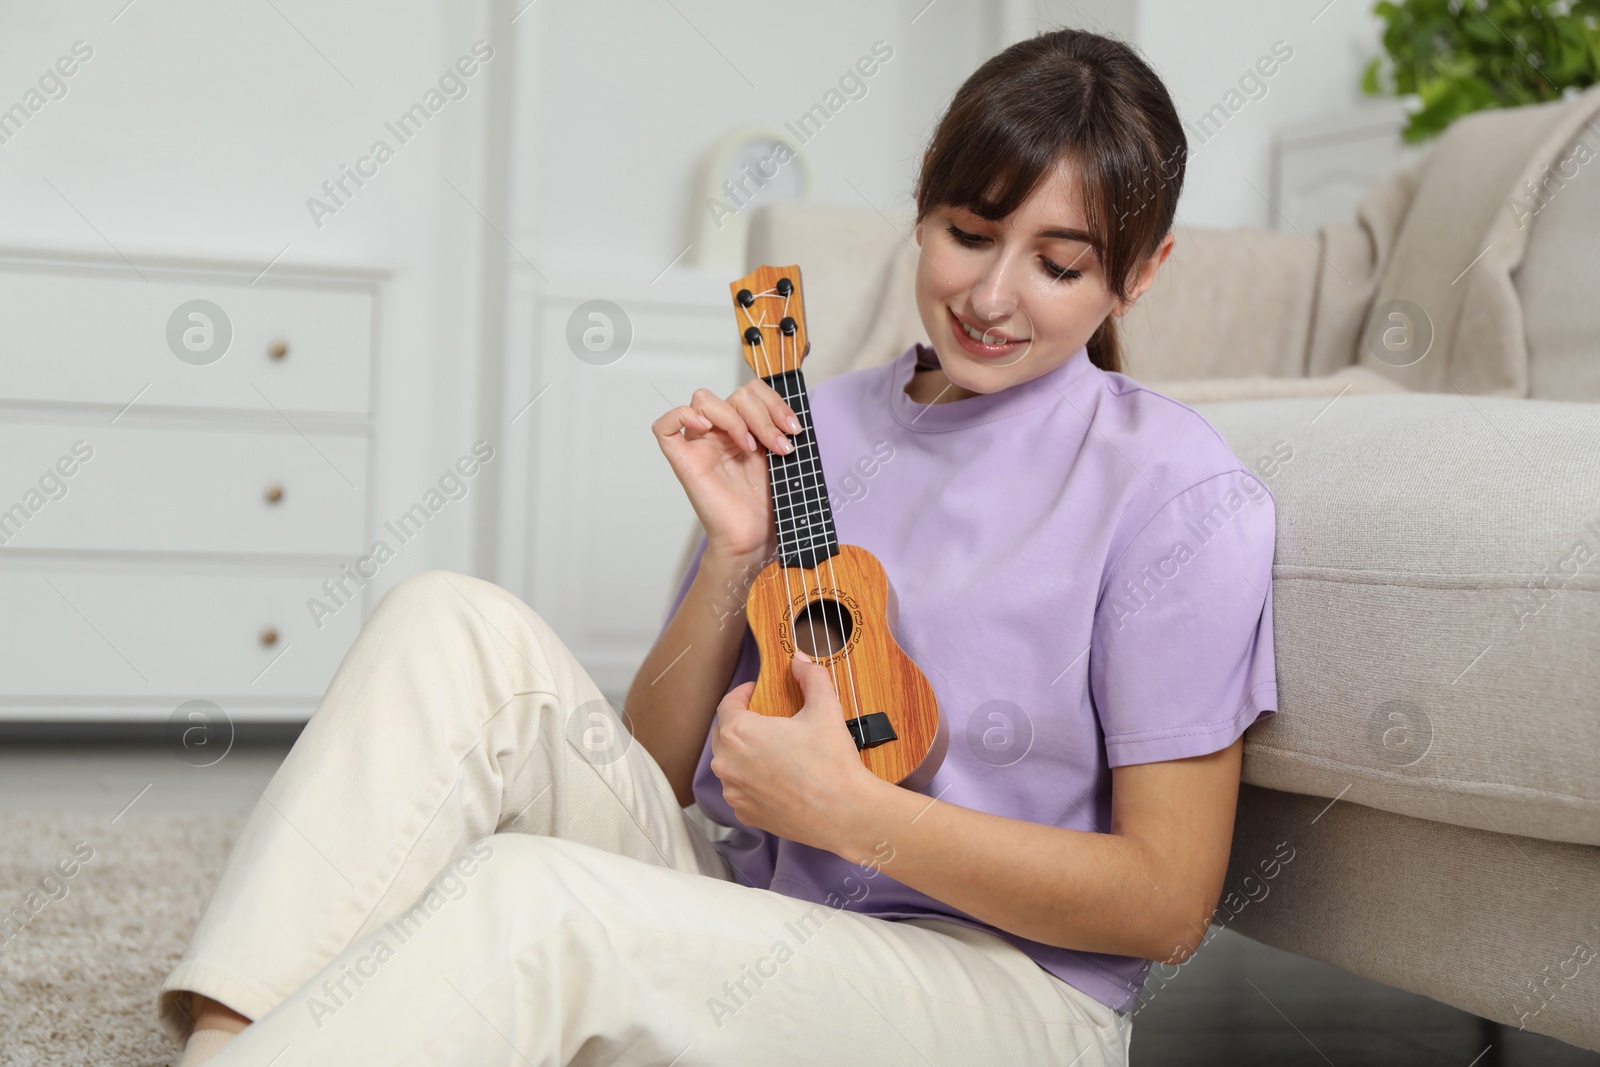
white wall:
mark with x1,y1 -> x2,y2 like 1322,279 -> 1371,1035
523,0 -> 1000,284
0,0 -> 497,593
1137,0 -> 1391,228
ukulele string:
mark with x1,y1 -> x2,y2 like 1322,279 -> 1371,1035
739,288 -> 816,692
776,286 -> 867,739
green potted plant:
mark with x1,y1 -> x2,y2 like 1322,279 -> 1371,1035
1362,0 -> 1600,142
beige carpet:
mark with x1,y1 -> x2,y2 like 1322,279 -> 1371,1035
0,813 -> 245,1067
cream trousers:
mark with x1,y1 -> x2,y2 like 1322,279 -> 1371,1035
158,570 -> 1132,1066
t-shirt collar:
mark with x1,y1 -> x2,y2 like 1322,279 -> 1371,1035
889,341 -> 1098,432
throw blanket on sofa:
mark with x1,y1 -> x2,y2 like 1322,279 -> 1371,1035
1346,84 -> 1600,397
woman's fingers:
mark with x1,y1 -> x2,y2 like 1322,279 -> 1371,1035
655,382 -> 800,458
732,383 -> 796,456
757,379 -> 803,436
690,387 -> 761,452
651,403 -> 714,446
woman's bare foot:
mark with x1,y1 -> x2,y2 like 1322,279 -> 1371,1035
190,992 -> 251,1035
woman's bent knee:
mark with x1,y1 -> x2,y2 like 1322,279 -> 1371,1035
371,571 -> 550,651
373,570 -> 481,618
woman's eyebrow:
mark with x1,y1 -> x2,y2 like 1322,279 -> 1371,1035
1037,226 -> 1099,248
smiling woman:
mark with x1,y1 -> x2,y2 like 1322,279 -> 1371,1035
158,27 -> 1274,1067
638,27 -> 1276,1067
907,32 -> 1187,389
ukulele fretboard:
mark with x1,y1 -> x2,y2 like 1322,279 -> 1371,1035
763,368 -> 839,570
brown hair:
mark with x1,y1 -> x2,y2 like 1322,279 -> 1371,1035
914,29 -> 1187,375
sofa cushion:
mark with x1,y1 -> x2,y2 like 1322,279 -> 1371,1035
1148,364 -> 1405,405
1199,392 -> 1600,847
1117,226 -> 1319,382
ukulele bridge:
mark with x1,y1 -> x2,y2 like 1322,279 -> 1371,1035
846,712 -> 898,750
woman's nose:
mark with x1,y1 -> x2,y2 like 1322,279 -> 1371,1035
973,296 -> 1017,320
969,256 -> 1021,320
970,276 -> 1020,323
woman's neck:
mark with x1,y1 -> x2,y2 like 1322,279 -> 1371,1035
905,365 -> 980,405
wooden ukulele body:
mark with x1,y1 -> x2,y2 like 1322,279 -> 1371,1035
744,544 -> 947,791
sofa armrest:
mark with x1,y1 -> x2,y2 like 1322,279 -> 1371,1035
1198,392 -> 1600,847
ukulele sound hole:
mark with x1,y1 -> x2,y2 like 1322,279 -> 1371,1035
791,598 -> 854,660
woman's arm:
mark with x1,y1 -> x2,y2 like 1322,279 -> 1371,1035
829,737 -> 1246,964
624,547 -> 766,807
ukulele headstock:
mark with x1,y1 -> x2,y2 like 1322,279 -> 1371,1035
729,264 -> 810,379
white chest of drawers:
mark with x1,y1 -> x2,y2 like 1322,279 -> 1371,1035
0,247 -> 384,725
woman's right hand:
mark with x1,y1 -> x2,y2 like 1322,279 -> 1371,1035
652,378 -> 802,566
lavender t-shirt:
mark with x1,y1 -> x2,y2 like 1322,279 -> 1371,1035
659,341 -> 1278,1013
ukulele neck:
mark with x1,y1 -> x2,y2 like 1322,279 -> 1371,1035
763,367 -> 840,570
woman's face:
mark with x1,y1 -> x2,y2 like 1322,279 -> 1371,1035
912,159 -> 1172,398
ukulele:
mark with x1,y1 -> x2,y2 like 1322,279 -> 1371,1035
727,264 -> 948,791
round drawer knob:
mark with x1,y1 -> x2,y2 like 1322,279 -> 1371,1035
268,339 -> 290,360
264,483 -> 284,504
259,626 -> 279,648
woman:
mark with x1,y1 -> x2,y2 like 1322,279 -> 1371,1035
162,28 -> 1276,1067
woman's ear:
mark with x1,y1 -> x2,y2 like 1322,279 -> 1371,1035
914,220 -> 923,247
1113,232 -> 1175,318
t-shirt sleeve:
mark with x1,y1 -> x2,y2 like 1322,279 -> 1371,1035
659,531 -> 760,696
1090,471 -> 1279,767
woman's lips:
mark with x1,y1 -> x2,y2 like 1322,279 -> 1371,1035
948,307 -> 1028,359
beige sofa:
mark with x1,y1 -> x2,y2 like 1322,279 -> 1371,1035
695,86 -> 1600,1050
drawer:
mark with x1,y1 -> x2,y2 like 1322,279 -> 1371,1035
0,263 -> 373,415
0,565 -> 362,701
0,420 -> 366,556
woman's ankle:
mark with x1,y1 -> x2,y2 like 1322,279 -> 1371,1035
189,992 -> 251,1034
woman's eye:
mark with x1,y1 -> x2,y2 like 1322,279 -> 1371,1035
946,223 -> 1081,282
1041,257 -> 1083,282
946,224 -> 985,246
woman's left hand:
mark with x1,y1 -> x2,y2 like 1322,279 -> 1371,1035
709,651 -> 879,855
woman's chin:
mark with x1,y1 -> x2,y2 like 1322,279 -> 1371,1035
937,340 -> 1030,384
